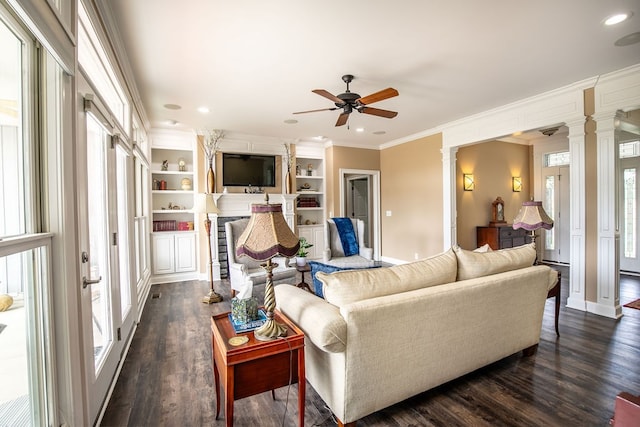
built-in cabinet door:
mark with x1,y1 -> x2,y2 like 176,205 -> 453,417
312,226 -> 325,259
152,233 -> 175,274
175,233 -> 196,272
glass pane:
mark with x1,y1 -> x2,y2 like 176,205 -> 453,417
0,20 -> 25,238
116,146 -> 131,320
624,168 -> 636,258
0,245 -> 51,426
545,175 -> 555,250
544,151 -> 570,167
86,114 -> 112,370
620,141 -> 640,159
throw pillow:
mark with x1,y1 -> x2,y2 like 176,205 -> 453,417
454,243 -> 536,281
308,261 -> 376,298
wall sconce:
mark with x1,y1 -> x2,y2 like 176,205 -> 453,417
463,174 -> 475,191
512,176 -> 522,192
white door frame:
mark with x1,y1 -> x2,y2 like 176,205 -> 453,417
339,168 -> 381,260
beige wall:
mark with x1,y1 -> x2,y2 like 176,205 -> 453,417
324,145 -> 380,217
380,134 -> 443,261
584,88 -> 598,302
456,141 -> 531,249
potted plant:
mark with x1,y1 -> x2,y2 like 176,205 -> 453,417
296,237 -> 313,266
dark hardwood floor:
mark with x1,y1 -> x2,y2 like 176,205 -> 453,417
101,266 -> 640,426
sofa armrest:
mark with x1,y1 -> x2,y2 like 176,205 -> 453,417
275,285 -> 347,353
323,248 -> 332,262
359,246 -> 373,260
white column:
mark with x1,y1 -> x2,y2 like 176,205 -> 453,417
566,120 -> 587,311
592,113 -> 622,319
441,146 -> 458,250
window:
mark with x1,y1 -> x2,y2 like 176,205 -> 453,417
620,140 -> 640,159
543,151 -> 570,167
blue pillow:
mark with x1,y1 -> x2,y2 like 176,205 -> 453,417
308,261 -> 379,298
332,217 -> 359,257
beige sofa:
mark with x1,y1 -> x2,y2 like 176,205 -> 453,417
275,244 -> 558,427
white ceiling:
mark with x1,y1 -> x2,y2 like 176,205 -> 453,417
101,1 -> 640,148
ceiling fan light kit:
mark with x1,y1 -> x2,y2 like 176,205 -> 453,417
293,74 -> 399,127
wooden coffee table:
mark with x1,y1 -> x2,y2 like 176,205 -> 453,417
210,310 -> 305,426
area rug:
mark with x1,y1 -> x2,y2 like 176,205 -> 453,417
623,298 -> 640,310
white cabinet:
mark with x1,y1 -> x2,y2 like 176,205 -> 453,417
298,225 -> 325,260
295,156 -> 324,227
152,232 -> 196,275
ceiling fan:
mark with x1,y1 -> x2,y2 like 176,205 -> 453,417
293,74 -> 399,127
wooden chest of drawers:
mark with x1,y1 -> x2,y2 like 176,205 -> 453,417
476,224 -> 531,250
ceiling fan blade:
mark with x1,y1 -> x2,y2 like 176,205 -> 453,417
358,88 -> 399,105
335,112 -> 349,127
292,107 -> 338,114
360,106 -> 398,118
312,89 -> 343,104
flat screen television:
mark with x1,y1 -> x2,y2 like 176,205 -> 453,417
222,153 -> 276,187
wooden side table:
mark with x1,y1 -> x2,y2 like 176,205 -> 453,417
295,263 -> 312,292
210,310 -> 306,426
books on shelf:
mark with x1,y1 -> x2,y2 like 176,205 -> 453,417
152,220 -> 177,232
297,196 -> 319,207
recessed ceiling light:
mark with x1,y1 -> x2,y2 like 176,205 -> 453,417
197,106 -> 210,113
163,104 -> 182,110
604,12 -> 632,26
372,131 -> 386,135
314,135 -> 326,140
356,128 -> 364,133
165,119 -> 178,126
284,119 -> 298,124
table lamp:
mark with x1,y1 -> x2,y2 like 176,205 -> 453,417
512,200 -> 554,263
236,195 -> 299,341
193,193 -> 223,304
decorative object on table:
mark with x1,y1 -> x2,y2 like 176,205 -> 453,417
153,179 -> 159,190
159,179 -> 167,190
192,193 -> 223,304
178,158 -> 186,172
512,199 -> 554,264
307,163 -> 313,176
181,177 -> 192,191
283,142 -> 294,194
296,237 -> 313,266
161,160 -> 168,171
228,336 -> 249,346
296,164 -> 301,176
200,129 -> 224,193
235,195 -> 300,340
512,176 -> 522,192
490,196 -> 506,226
228,308 -> 268,333
463,173 -> 474,191
231,296 -> 259,324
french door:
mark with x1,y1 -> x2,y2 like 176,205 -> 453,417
619,156 -> 640,273
77,77 -> 135,424
542,165 -> 570,263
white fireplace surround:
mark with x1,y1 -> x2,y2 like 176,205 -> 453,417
207,193 -> 298,281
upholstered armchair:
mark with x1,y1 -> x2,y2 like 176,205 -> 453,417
323,217 -> 375,268
225,218 -> 297,297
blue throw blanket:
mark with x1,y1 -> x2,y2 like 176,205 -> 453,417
333,217 -> 359,257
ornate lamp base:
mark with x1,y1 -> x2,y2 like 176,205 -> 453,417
253,260 -> 287,341
254,316 -> 287,341
202,289 -> 223,304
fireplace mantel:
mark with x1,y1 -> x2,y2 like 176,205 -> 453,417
207,193 -> 298,281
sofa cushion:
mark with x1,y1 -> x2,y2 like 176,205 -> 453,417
454,243 -> 536,281
320,248 -> 457,307
308,261 -> 378,298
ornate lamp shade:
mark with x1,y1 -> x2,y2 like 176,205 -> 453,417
236,203 -> 300,261
236,201 -> 299,341
512,200 -> 554,231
